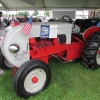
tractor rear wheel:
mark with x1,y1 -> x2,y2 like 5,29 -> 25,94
82,31 -> 100,69
14,60 -> 51,99
0,51 -> 13,69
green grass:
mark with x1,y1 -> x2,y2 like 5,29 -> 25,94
1,58 -> 100,100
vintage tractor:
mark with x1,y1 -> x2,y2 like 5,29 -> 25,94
0,15 -> 100,98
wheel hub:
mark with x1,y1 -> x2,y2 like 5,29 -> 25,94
98,50 -> 100,55
24,68 -> 46,93
32,76 -> 38,83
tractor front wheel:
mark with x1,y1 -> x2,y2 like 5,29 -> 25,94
82,31 -> 100,69
14,60 -> 51,99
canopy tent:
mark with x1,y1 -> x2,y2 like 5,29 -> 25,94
0,0 -> 100,11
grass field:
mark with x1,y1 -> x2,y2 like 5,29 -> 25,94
0,58 -> 100,100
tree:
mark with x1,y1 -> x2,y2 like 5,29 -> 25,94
16,11 -> 30,16
2,14 -> 8,17
44,11 -> 49,17
33,10 -> 39,16
24,11 -> 30,16
17,12 -> 24,16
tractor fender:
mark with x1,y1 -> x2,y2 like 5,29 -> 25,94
0,24 -> 30,67
82,26 -> 100,41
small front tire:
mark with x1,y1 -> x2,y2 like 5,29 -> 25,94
14,60 -> 51,98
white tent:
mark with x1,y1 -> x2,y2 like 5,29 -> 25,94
0,0 -> 100,11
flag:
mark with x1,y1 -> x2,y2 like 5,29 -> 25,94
97,21 -> 100,27
22,16 -> 33,35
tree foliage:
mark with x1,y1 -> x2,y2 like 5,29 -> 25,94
44,11 -> 49,16
33,10 -> 39,16
16,11 -> 30,16
2,14 -> 8,17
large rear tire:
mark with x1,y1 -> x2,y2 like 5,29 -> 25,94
82,31 -> 100,69
0,51 -> 13,70
14,60 -> 51,99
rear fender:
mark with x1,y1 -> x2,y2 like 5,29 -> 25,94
82,26 -> 100,41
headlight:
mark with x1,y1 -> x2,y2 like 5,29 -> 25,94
9,44 -> 19,53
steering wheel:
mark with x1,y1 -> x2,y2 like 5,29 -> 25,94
48,19 -> 56,22
62,15 -> 75,29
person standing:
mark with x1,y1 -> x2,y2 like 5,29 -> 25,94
0,11 -> 4,75
22,15 -> 29,23
0,11 -> 3,29
0,69 -> 4,75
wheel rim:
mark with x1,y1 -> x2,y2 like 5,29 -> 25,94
24,68 -> 46,93
4,58 -> 14,68
96,47 -> 100,65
